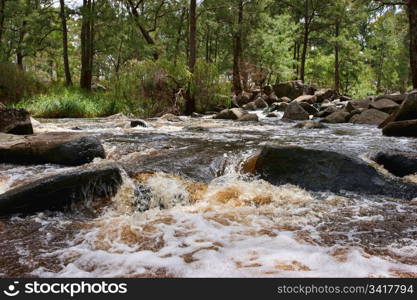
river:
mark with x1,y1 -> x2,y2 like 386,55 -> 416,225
1,113 -> 417,277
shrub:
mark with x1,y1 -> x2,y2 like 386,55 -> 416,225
0,62 -> 43,104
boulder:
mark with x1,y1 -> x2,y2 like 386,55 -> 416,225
381,91 -> 417,137
269,102 -> 288,112
294,95 -> 317,104
242,102 -> 258,111
254,145 -> 417,199
382,120 -> 417,137
214,108 -> 248,120
315,89 -> 338,102
266,112 -> 278,118
299,102 -> 319,116
0,107 -> 33,135
349,99 -> 371,110
280,97 -> 292,103
273,80 -> 315,99
370,99 -> 400,114
130,119 -> 149,128
293,121 -> 327,129
0,132 -> 106,166
264,93 -> 279,106
254,97 -> 268,109
237,113 -> 259,122
317,105 -> 338,118
282,101 -> 309,121
373,151 -> 417,177
322,110 -> 351,123
0,163 -> 122,215
234,92 -> 252,107
349,109 -> 389,126
375,93 -> 406,104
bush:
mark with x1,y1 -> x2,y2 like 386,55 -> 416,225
17,88 -> 132,118
0,62 -> 43,104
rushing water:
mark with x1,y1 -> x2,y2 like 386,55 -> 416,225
1,113 -> 417,278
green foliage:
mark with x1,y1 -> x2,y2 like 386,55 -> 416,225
17,88 -> 131,118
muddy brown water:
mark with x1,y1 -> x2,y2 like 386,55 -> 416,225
1,113 -> 417,277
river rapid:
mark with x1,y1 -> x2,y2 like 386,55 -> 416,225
1,113 -> 417,278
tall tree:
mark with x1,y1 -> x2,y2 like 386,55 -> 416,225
80,0 -> 95,90
233,0 -> 244,94
185,0 -> 196,115
408,0 -> 417,88
59,0 -> 72,86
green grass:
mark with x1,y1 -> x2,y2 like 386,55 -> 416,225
17,88 -> 133,118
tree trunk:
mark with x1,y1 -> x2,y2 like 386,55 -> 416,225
185,0 -> 197,115
233,0 -> 243,95
80,0 -> 94,91
59,0 -> 72,86
334,21 -> 340,92
0,0 -> 5,47
408,0 -> 417,89
300,0 -> 310,83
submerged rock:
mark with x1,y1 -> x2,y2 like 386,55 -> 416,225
161,113 -> 181,122
0,107 -> 33,135
255,145 -> 417,199
293,121 -> 327,129
373,151 -> 417,177
0,163 -> 122,215
0,132 -> 105,166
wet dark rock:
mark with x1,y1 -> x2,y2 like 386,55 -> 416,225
373,151 -> 417,177
130,119 -> 148,128
71,126 -> 82,131
293,121 -> 327,129
214,108 -> 248,120
273,80 -> 315,100
381,91 -> 417,137
264,93 -> 279,106
0,107 -> 33,135
255,145 -> 417,199
375,93 -> 406,104
317,105 -> 338,118
322,110 -> 351,123
263,85 -> 274,96
382,120 -> 417,137
191,112 -> 203,118
253,97 -> 268,109
266,112 -> 278,118
349,109 -> 389,126
282,101 -> 309,121
370,99 -> 400,114
315,89 -> 338,102
299,102 -> 319,116
349,99 -> 371,110
0,163 -> 122,215
0,132 -> 105,166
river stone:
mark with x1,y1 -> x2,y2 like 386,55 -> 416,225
238,113 -> 259,122
282,101 -> 309,121
370,99 -> 400,114
349,109 -> 389,126
161,113 -> 181,122
322,110 -> 351,123
373,151 -> 417,177
375,93 -> 406,104
299,102 -> 319,116
130,119 -> 148,128
382,120 -> 417,137
315,89 -> 337,102
254,97 -> 268,109
294,94 -> 317,104
242,102 -> 258,111
0,132 -> 106,166
255,145 -> 417,199
317,105 -> 338,118
273,80 -> 315,99
214,108 -> 248,120
0,163 -> 122,215
0,107 -> 33,135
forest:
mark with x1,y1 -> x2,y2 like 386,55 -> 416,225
0,0 -> 416,118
